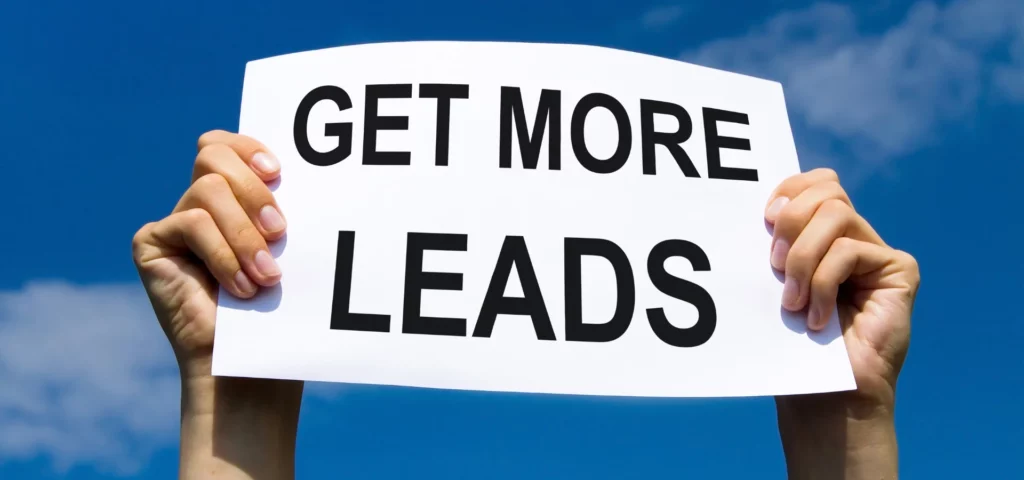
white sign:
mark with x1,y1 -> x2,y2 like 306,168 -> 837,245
212,41 -> 855,398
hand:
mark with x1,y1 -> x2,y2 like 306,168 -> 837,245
132,130 -> 301,479
133,130 -> 287,374
764,168 -> 920,479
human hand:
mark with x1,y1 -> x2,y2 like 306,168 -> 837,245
764,168 -> 920,479
132,130 -> 301,479
133,130 -> 287,375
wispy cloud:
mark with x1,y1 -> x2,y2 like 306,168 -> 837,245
0,281 -> 349,475
993,33 -> 1024,100
684,0 -> 1024,173
641,5 -> 688,30
0,282 -> 178,474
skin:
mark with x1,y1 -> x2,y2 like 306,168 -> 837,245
132,131 -> 920,479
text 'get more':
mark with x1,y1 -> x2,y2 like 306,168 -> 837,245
293,83 -> 760,182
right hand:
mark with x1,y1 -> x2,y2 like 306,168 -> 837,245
132,130 -> 287,378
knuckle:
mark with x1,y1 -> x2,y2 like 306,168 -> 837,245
197,129 -> 229,150
192,173 -> 231,199
775,204 -> 803,234
209,246 -> 239,272
194,142 -> 234,173
822,180 -> 850,203
131,223 -> 156,262
820,198 -> 853,220
898,249 -> 921,280
180,208 -> 213,229
814,167 -> 839,182
234,223 -> 264,248
785,245 -> 815,278
232,177 -> 257,197
832,236 -> 857,252
778,173 -> 801,190
235,179 -> 269,205
810,269 -> 836,296
131,223 -> 153,250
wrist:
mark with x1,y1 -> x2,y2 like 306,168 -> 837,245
776,392 -> 898,480
177,354 -> 304,417
181,373 -> 304,417
179,365 -> 304,479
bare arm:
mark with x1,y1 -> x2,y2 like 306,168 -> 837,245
778,393 -> 898,479
180,375 -> 303,479
763,168 -> 918,479
133,131 -> 303,479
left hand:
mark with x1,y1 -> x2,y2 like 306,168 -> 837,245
765,168 -> 919,411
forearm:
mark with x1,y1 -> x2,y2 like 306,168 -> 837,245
776,393 -> 898,479
180,375 -> 304,479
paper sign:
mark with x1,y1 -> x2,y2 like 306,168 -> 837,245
212,41 -> 855,397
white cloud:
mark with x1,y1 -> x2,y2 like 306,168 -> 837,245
993,25 -> 1024,100
0,282 -> 179,474
641,5 -> 688,30
0,281 -> 351,475
684,0 -> 1024,170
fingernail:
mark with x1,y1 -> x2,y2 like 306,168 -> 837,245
771,238 -> 790,270
254,250 -> 281,277
766,197 -> 789,222
252,152 -> 279,175
807,308 -> 820,330
782,276 -> 799,308
259,205 -> 286,232
234,270 -> 256,294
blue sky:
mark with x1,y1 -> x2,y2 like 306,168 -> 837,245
1,0 -> 1022,478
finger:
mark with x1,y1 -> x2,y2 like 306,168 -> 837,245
770,182 -> 883,265
190,143 -> 287,240
133,209 -> 258,298
197,129 -> 280,180
175,173 -> 281,286
778,198 -> 858,311
765,168 -> 839,221
766,178 -> 850,226
772,195 -> 883,274
806,238 -> 897,330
